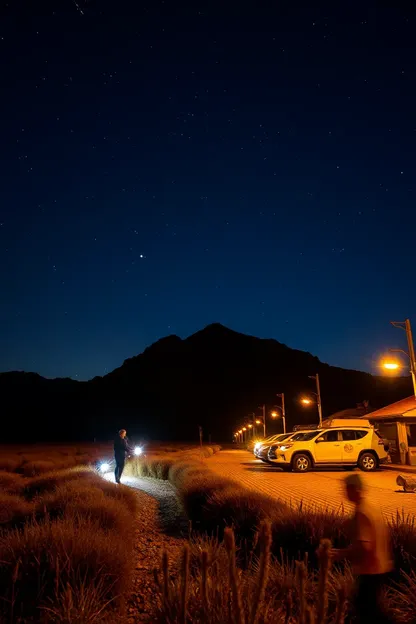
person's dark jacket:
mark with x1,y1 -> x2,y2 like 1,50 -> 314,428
114,436 -> 131,459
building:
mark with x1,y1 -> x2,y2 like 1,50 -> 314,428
367,396 -> 416,465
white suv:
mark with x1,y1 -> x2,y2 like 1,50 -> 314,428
267,426 -> 389,472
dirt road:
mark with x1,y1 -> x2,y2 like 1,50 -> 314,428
207,449 -> 416,520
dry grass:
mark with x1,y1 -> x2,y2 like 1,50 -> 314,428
23,465 -> 97,499
153,523 -> 416,623
0,493 -> 34,530
0,471 -> 25,494
0,448 -> 139,623
153,524 -> 350,624
130,448 -> 416,622
0,516 -> 132,622
0,443 -> 111,477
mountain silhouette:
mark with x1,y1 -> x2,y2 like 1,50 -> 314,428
0,323 -> 410,442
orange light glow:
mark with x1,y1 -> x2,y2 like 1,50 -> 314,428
382,360 -> 400,371
242,427 -> 247,431
271,411 -> 278,418
301,398 -> 312,405
248,424 -> 253,428
255,419 -> 261,424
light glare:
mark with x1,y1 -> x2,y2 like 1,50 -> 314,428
383,361 -> 400,371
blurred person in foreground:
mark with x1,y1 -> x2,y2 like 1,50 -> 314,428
331,473 -> 394,624
114,428 -> 132,484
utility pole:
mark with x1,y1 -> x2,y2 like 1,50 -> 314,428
391,319 -> 416,398
262,404 -> 266,437
309,374 -> 323,427
276,393 -> 286,434
249,412 -> 257,440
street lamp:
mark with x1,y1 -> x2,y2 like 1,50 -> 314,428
301,374 -> 323,427
275,393 -> 287,434
382,360 -> 401,371
389,319 -> 416,398
257,404 -> 267,437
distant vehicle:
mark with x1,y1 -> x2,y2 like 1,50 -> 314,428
268,424 -> 389,473
254,433 -> 293,462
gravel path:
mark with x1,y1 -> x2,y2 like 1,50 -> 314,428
120,476 -> 187,623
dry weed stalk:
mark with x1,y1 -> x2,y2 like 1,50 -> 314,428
200,549 -> 209,617
180,545 -> 190,624
295,560 -> 307,624
334,584 -> 346,624
249,520 -> 271,624
224,527 -> 245,624
316,539 -> 331,624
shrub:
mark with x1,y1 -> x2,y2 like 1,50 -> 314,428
37,484 -> 135,535
153,524 -> 353,624
271,507 -> 349,568
94,478 -> 139,514
125,457 -> 175,480
0,456 -> 22,473
20,460 -> 58,477
204,486 -> 283,543
0,493 -> 34,530
23,466 -> 96,499
0,471 -> 24,494
389,512 -> 416,579
0,516 -> 132,622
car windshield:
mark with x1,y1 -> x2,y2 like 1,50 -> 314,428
289,431 -> 321,441
264,433 -> 288,443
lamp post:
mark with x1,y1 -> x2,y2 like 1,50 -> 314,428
390,319 -> 416,398
257,404 -> 266,437
301,374 -> 323,427
276,393 -> 287,434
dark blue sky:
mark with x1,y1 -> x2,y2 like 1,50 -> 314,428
1,1 -> 415,379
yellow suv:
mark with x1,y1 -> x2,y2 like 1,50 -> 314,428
267,424 -> 389,472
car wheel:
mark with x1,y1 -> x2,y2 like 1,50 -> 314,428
358,453 -> 378,472
292,454 -> 311,473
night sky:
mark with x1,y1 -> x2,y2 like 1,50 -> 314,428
1,1 -> 415,380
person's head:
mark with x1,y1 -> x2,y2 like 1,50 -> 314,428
345,473 -> 364,504
119,429 -> 127,439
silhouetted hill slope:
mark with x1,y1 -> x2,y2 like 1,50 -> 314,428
0,324 -> 410,442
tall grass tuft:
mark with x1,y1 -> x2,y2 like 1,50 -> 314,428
0,515 -> 132,621
153,525 -> 354,624
0,471 -> 24,494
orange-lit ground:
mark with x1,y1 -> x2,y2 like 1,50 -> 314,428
207,449 -> 416,521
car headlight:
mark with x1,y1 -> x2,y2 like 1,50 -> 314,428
100,462 -> 110,472
134,446 -> 143,456
254,443 -> 261,452
279,445 -> 293,451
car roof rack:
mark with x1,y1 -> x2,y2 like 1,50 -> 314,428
292,423 -> 321,431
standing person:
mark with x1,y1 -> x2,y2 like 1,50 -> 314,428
331,474 -> 394,624
114,428 -> 131,484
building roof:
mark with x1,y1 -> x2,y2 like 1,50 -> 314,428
330,407 -> 369,419
367,396 -> 416,421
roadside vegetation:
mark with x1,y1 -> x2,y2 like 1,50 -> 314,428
129,450 -> 416,623
2,443 -> 416,622
0,443 -> 109,476
0,443 -> 220,623
0,464 -> 138,623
